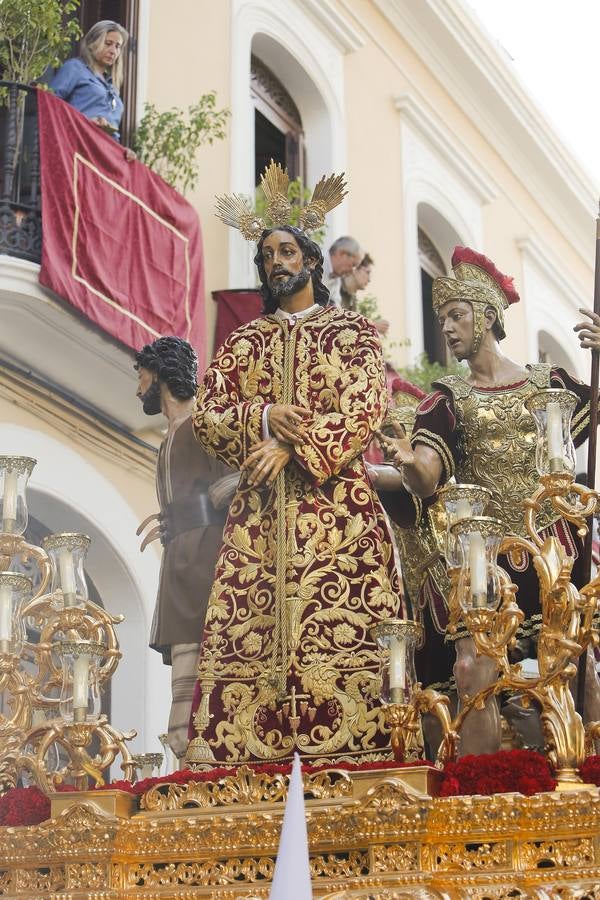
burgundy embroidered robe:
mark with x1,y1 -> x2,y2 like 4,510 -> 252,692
189,305 -> 403,765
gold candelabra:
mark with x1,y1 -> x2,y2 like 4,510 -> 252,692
372,388 -> 600,789
0,455 -> 136,792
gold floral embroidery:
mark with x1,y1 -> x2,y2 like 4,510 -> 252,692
191,308 -> 401,764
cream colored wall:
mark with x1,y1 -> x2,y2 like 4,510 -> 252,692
143,0 -> 234,364
0,397 -> 156,525
339,0 -> 593,369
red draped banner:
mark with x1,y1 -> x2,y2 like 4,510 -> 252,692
37,90 -> 205,367
212,289 -> 263,351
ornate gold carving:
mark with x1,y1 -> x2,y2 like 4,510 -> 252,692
65,861 -> 108,889
2,772 -> 600,894
140,765 -> 351,811
433,840 -> 509,871
520,837 -> 594,869
371,842 -> 419,872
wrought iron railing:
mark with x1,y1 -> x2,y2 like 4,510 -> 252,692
0,82 -> 41,264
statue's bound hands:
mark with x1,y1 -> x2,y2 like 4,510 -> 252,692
574,308 -> 600,351
242,439 -> 292,487
376,421 -> 415,469
268,404 -> 310,444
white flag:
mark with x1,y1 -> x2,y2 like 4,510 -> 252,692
270,752 -> 313,899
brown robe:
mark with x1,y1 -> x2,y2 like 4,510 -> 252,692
150,416 -> 233,665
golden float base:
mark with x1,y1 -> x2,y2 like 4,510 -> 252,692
1,766 -> 600,897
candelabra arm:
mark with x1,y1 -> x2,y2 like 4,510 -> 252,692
413,686 -> 460,766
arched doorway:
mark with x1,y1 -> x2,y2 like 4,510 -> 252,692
251,55 -> 305,186
418,227 -> 448,365
2,424 -> 169,754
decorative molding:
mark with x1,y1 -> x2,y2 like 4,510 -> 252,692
251,55 -> 303,128
0,362 -> 156,481
517,235 -> 588,314
371,0 -> 597,264
0,255 -> 149,431
395,93 -> 497,204
302,0 -> 366,53
517,235 -> 588,380
418,227 -> 446,277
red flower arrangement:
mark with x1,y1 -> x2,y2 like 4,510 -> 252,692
0,786 -> 51,827
439,749 -> 556,797
580,755 -> 600,786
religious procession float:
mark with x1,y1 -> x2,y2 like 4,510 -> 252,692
3,170 -> 600,898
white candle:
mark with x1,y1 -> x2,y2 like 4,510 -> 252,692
2,470 -> 17,529
58,548 -> 77,603
0,583 -> 12,642
389,635 -> 406,697
469,531 -> 487,607
72,652 -> 89,713
455,499 -> 472,522
547,401 -> 563,467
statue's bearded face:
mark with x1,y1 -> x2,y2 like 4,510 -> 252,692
438,299 -> 475,360
136,366 -> 161,415
261,230 -> 312,301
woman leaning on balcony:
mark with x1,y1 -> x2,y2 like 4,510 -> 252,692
50,20 -> 135,160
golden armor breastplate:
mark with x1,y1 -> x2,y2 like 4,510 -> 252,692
436,364 -> 558,538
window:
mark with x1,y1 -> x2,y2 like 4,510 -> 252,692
251,55 -> 305,186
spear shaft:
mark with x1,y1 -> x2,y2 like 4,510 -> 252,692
576,206 -> 600,717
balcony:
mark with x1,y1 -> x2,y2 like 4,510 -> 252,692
0,82 -> 144,429
0,83 -> 41,263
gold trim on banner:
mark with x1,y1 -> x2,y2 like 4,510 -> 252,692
71,153 -> 192,340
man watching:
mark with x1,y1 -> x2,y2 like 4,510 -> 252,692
324,235 -> 363,305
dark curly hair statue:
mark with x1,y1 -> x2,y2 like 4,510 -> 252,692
134,336 -> 198,399
253,225 -> 330,314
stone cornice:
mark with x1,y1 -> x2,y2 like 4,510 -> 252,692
303,0 -> 365,53
394,92 -> 497,204
517,235 -> 589,312
0,361 -> 156,481
372,0 -> 598,265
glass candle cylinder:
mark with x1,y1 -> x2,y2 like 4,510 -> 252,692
41,533 -> 91,608
132,752 -> 164,781
525,389 -> 578,476
370,619 -> 422,705
450,516 -> 505,612
0,456 -> 36,536
58,639 -> 105,723
438,483 -> 492,567
0,571 -> 31,654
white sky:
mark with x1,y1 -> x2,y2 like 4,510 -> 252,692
465,0 -> 600,184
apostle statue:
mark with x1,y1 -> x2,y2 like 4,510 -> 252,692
379,246 -> 600,756
186,163 -> 402,766
135,337 -> 238,758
